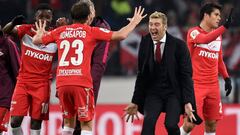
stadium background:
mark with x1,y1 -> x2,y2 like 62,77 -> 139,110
0,0 -> 240,134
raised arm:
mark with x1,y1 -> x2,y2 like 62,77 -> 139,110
191,26 -> 226,44
111,6 -> 147,41
32,20 -> 47,45
3,15 -> 25,36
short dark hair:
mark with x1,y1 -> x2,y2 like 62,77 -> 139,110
200,2 -> 222,20
36,3 -> 53,12
71,1 -> 90,23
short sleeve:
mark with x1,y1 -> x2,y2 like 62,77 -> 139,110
42,29 -> 58,45
16,24 -> 31,39
91,27 -> 113,41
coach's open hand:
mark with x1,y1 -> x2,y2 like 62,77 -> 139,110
184,103 -> 196,123
123,103 -> 139,123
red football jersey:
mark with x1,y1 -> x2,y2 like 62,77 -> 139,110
187,26 -> 229,85
16,24 -> 57,82
42,23 -> 113,88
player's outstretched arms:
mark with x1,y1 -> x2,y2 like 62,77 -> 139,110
3,15 -> 26,35
32,20 -> 47,45
111,6 -> 147,41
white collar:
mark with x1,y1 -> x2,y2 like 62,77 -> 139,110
153,33 -> 166,45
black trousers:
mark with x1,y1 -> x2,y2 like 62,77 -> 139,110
141,94 -> 182,135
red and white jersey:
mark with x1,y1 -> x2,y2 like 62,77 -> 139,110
16,24 -> 57,82
42,23 -> 113,88
187,26 -> 229,85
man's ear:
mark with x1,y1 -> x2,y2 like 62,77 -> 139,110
164,25 -> 167,31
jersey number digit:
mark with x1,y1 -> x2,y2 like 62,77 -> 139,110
59,39 -> 84,66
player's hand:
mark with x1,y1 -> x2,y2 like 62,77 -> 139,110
224,77 -> 232,96
11,15 -> 26,26
123,103 -> 139,123
130,6 -> 147,26
184,103 -> 196,123
32,20 -> 47,35
223,8 -> 233,29
56,17 -> 68,27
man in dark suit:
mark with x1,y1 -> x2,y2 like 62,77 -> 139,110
124,11 -> 200,135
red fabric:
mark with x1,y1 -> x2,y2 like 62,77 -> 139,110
187,26 -> 229,85
0,107 -> 8,123
42,24 -> 113,89
155,43 -> 162,63
0,109 -> 9,132
11,81 -> 50,120
191,26 -> 226,44
58,86 -> 95,121
16,24 -> 57,83
194,84 -> 223,121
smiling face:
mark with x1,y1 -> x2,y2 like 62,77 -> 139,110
148,12 -> 167,41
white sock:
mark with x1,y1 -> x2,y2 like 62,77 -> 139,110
30,129 -> 41,135
62,126 -> 74,135
81,130 -> 93,135
11,127 -> 23,135
180,126 -> 190,135
204,132 -> 215,135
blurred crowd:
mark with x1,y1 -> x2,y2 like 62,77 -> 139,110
0,0 -> 240,103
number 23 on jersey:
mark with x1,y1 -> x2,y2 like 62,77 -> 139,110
59,39 -> 84,66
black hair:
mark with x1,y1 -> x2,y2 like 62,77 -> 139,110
36,3 -> 53,12
71,1 -> 90,23
200,2 -> 222,20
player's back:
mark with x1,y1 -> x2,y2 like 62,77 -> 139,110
42,23 -> 112,88
46,23 -> 107,89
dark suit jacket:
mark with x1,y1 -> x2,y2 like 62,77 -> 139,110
131,33 -> 196,114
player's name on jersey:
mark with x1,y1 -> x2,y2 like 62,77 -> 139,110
198,50 -> 219,59
58,69 -> 83,76
60,30 -> 86,39
25,49 -> 53,61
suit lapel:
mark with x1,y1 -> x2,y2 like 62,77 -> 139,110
147,35 -> 154,74
164,33 -> 173,65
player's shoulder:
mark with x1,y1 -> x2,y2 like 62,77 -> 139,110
188,26 -> 202,39
17,24 -> 33,29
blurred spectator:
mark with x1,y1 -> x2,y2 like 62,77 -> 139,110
166,10 -> 183,40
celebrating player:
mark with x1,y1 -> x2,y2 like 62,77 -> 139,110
3,3 -> 57,135
180,2 -> 233,135
32,1 -> 146,135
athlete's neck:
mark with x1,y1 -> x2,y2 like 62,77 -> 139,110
199,21 -> 214,32
73,20 -> 88,25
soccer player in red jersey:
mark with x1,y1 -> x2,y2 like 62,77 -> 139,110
180,3 -> 233,135
3,3 -> 57,135
32,1 -> 146,135
0,25 -> 20,135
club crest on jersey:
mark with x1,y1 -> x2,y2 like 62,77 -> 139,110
190,30 -> 200,39
99,28 -> 110,33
